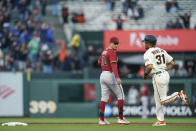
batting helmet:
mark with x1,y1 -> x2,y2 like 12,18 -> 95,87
142,35 -> 157,45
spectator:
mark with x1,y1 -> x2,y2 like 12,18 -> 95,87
137,4 -> 144,19
165,0 -> 179,13
87,45 -> 95,66
173,0 -> 180,10
62,4 -> 68,23
18,0 -> 28,21
176,66 -> 188,77
52,0 -> 58,16
173,18 -> 183,29
76,10 -> 86,23
46,26 -> 54,47
112,15 -> 127,30
178,11 -> 192,29
137,65 -> 144,78
127,85 -> 139,104
28,31 -> 40,69
165,0 -> 172,12
166,19 -> 175,29
185,60 -> 195,76
59,42 -> 66,66
25,59 -> 33,72
3,54 -> 14,71
104,0 -> 112,11
18,43 -> 28,71
71,10 -> 86,24
70,32 -> 80,53
119,65 -> 130,78
169,3 -> 178,13
127,7 -> 139,20
41,49 -> 53,73
139,83 -> 150,119
39,0 -> 48,16
32,8 -> 42,22
111,0 -> 116,11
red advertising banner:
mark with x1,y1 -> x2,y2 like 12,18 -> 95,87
104,30 -> 196,52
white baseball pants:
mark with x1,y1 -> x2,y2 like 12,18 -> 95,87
100,71 -> 125,102
152,71 -> 180,121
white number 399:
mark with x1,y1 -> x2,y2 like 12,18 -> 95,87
29,100 -> 57,114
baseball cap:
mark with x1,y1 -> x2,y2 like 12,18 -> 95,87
110,37 -> 119,45
142,35 -> 157,45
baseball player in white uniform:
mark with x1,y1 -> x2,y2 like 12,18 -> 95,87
142,35 -> 189,126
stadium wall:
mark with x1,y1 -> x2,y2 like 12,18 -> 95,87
0,72 -> 195,117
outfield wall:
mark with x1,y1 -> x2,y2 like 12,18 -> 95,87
0,72 -> 196,117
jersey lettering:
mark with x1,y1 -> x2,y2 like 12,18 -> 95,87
102,55 -> 107,65
156,54 -> 165,65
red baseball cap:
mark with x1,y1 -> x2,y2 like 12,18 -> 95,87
110,37 -> 119,44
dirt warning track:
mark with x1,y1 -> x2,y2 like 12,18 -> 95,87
28,123 -> 196,126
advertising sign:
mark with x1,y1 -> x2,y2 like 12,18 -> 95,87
0,73 -> 23,116
105,105 -> 196,117
104,30 -> 196,52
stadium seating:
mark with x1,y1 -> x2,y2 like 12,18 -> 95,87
59,0 -> 196,31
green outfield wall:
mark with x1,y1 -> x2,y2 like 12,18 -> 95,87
22,72 -> 196,117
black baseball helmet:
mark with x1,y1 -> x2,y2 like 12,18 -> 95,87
142,35 -> 157,45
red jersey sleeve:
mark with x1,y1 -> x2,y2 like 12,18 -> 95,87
109,50 -> 119,78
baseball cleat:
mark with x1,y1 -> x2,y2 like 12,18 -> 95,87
98,119 -> 110,125
152,120 -> 166,126
179,90 -> 189,105
117,117 -> 130,124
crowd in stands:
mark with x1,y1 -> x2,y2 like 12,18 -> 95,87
0,0 -> 57,73
61,4 -> 86,24
166,11 -> 191,29
165,0 -> 180,13
122,0 -> 144,20
165,0 -> 192,29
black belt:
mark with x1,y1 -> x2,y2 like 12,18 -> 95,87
155,71 -> 162,75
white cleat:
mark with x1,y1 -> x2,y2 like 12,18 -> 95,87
179,90 -> 189,105
117,117 -> 130,124
99,119 -> 110,125
152,121 -> 166,126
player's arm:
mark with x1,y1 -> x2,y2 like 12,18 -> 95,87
143,53 -> 153,79
144,64 -> 153,80
166,60 -> 174,71
165,51 -> 174,71
111,62 -> 121,85
110,51 -> 121,85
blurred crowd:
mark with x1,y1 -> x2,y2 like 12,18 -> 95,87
166,11 -> 191,29
0,0 -> 56,72
62,3 -> 86,24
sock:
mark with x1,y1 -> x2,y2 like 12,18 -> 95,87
99,101 -> 106,121
118,99 -> 124,120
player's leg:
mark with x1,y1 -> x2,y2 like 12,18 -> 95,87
152,78 -> 166,126
99,73 -> 110,124
154,71 -> 180,105
110,74 -> 129,124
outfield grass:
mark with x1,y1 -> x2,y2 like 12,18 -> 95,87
0,117 -> 196,131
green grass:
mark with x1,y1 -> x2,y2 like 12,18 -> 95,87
0,117 -> 196,131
